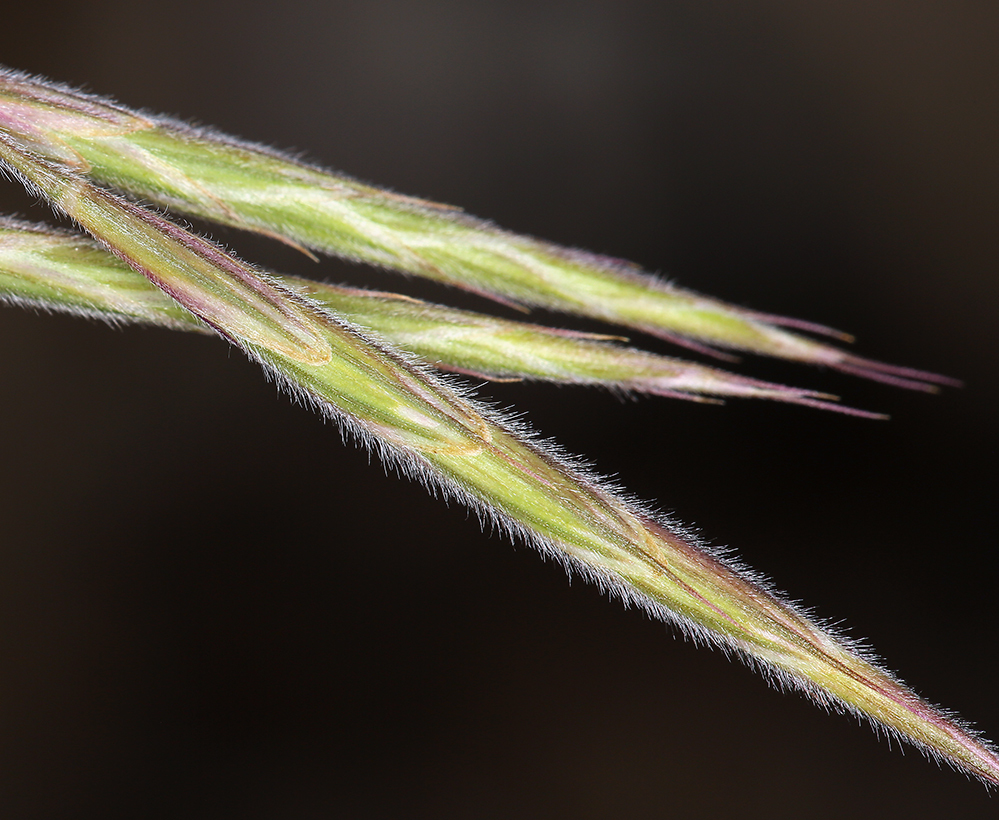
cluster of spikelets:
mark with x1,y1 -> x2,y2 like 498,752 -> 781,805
0,66 -> 995,787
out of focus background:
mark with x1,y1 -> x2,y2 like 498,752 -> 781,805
1,2 -> 997,817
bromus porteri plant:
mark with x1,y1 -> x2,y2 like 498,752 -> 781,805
0,67 -> 995,788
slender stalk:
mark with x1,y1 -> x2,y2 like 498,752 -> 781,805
0,129 -> 996,785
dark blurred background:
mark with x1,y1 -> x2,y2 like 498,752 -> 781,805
1,2 -> 997,817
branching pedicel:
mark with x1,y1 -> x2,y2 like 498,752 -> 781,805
0,67 -> 994,787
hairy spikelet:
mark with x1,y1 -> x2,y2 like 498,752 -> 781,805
0,68 -> 995,788
0,67 -> 957,389
0,217 -> 883,415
